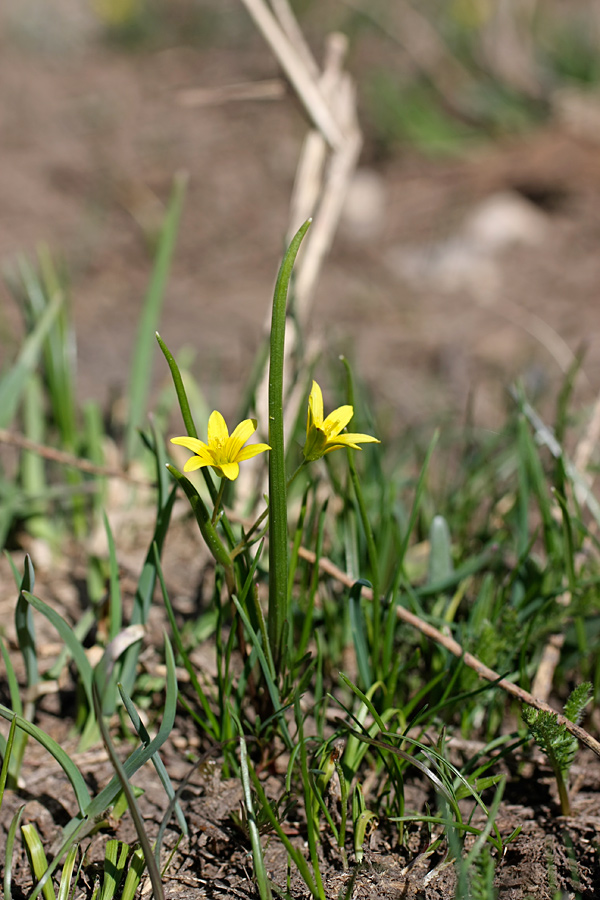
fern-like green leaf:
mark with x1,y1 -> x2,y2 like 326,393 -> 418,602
563,682 -> 592,726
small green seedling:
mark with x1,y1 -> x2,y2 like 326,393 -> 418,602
351,783 -> 378,864
522,682 -> 592,816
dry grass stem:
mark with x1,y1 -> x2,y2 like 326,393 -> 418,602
177,78 -> 285,108
238,0 -> 344,150
0,428 -> 152,485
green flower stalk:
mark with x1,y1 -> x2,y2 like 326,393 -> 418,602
303,381 -> 380,461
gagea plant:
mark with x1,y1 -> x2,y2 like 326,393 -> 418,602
161,219 -> 380,696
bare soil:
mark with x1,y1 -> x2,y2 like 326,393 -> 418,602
2,2 -> 600,897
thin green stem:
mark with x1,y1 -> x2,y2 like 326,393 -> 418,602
287,459 -> 310,489
267,219 -> 311,669
212,478 -> 226,525
554,765 -> 572,817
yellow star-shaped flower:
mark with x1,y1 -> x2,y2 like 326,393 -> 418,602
171,411 -> 270,481
303,381 -> 380,462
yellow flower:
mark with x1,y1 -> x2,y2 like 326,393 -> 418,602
303,381 -> 380,462
171,411 -> 270,481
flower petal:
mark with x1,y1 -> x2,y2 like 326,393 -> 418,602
171,436 -> 209,454
339,433 -> 380,445
236,442 -> 271,462
308,381 -> 324,428
322,405 -> 354,439
218,461 -> 240,481
183,455 -> 208,471
227,418 -> 257,461
207,410 -> 229,447
323,433 -> 380,453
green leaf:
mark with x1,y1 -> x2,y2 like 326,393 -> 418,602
56,843 -> 79,900
121,847 -> 146,900
98,840 -> 129,900
155,331 -> 198,439
22,591 -> 94,714
21,823 -> 58,900
235,720 -> 273,900
16,554 -> 38,694
268,219 -> 312,668
0,718 -> 17,807
428,515 -> 454,584
0,289 -> 63,429
4,805 -> 25,900
118,683 -> 188,838
0,704 -> 91,813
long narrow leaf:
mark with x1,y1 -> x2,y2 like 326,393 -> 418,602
16,554 -> 38,693
103,511 -> 122,641
0,290 -> 63,428
268,219 -> 312,667
231,596 -> 292,749
4,805 -> 25,900
0,704 -> 91,813
118,684 -> 187,837
0,718 -> 17,807
236,723 -> 273,900
93,685 -> 164,900
155,331 -> 198,440
121,847 -> 146,900
56,843 -> 79,900
30,637 -> 179,900
22,823 -> 57,900
22,591 -> 93,713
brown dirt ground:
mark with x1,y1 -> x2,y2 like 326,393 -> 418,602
2,2 -> 600,898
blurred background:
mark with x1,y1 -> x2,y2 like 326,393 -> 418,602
2,0 -> 600,436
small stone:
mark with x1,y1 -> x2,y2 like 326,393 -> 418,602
461,190 -> 547,251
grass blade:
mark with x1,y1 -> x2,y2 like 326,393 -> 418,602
121,847 -> 146,900
22,591 -> 94,714
235,720 -> 273,900
21,823 -> 58,900
0,718 -> 17,806
118,684 -> 188,838
4,805 -> 25,900
56,843 -> 79,900
0,290 -> 63,429
98,840 -> 130,900
15,554 -> 38,697
93,683 -> 164,900
268,219 -> 312,668
0,704 -> 91,813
